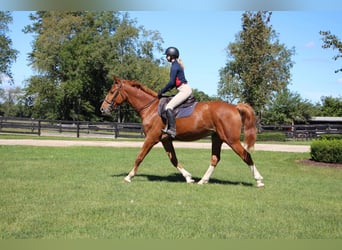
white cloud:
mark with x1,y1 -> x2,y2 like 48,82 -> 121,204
337,78 -> 342,84
305,41 -> 315,48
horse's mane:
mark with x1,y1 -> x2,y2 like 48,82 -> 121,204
125,80 -> 158,98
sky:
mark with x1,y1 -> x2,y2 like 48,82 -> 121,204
5,10 -> 342,103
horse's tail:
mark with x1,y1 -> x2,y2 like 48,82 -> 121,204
236,103 -> 257,150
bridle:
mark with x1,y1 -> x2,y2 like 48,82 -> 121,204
103,82 -> 123,109
136,97 -> 158,113
104,81 -> 158,112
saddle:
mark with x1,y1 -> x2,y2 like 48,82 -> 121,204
158,95 -> 197,120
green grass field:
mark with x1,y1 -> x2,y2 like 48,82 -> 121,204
0,133 -> 313,145
0,144 -> 341,239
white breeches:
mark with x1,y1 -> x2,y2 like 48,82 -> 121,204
165,84 -> 192,110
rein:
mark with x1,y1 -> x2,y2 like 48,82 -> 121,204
136,97 -> 158,113
105,81 -> 158,112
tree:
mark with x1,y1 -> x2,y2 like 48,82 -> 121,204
262,88 -> 318,125
192,88 -> 218,102
0,11 -> 19,84
0,86 -> 25,116
320,96 -> 342,116
217,69 -> 241,103
24,11 -> 166,121
218,11 -> 295,122
320,31 -> 342,73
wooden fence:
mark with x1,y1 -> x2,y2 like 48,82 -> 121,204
0,117 -> 144,139
0,116 -> 341,139
260,124 -> 342,140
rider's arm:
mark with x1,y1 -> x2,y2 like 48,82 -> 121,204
160,64 -> 177,94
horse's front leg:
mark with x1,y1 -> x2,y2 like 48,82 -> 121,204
124,138 -> 157,183
161,138 -> 194,183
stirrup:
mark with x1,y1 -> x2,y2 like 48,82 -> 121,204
161,128 -> 176,138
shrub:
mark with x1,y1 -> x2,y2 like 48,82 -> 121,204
310,139 -> 342,163
240,132 -> 286,142
256,132 -> 286,141
318,134 -> 342,140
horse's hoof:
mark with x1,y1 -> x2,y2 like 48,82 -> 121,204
198,179 -> 208,185
186,178 -> 195,184
124,176 -> 131,183
256,181 -> 265,188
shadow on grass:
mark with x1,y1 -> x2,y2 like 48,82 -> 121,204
111,173 -> 253,187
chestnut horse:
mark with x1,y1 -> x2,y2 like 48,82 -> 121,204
100,77 -> 264,187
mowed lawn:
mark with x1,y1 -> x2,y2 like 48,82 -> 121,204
0,144 -> 341,239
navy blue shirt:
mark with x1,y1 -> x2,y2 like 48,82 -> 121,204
160,60 -> 187,94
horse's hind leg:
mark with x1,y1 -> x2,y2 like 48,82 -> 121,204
230,142 -> 264,188
161,138 -> 194,183
198,133 -> 223,184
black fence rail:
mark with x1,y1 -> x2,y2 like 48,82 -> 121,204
1,116 -> 342,140
261,124 -> 342,140
0,117 -> 144,139
0,117 -> 39,135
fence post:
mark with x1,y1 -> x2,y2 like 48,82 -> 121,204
114,123 -> 118,138
77,121 -> 80,138
59,120 -> 62,133
38,120 -> 41,136
31,118 -> 34,133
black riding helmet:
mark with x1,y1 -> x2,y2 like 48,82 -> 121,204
164,47 -> 179,59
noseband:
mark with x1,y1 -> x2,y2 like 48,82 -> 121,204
104,82 -> 123,108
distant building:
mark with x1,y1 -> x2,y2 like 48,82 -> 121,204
308,117 -> 342,124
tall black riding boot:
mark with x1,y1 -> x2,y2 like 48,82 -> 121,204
162,109 -> 176,138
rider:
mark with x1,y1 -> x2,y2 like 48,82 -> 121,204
158,47 -> 192,138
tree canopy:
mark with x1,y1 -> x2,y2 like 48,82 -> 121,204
320,30 -> 342,73
0,11 -> 19,84
23,11 -> 168,121
218,11 -> 295,122
262,88 -> 318,125
319,96 -> 342,117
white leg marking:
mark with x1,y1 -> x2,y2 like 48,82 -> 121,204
249,165 -> 265,188
177,167 -> 194,183
124,170 -> 135,183
198,165 -> 215,185
124,175 -> 132,183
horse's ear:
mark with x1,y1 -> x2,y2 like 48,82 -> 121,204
113,75 -> 120,84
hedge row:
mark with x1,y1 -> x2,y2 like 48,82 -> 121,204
256,132 -> 286,141
240,132 -> 286,142
317,134 -> 342,140
310,138 -> 342,164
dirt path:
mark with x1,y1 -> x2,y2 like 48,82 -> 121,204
0,139 -> 310,152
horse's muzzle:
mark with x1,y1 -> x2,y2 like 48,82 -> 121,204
100,107 -> 111,115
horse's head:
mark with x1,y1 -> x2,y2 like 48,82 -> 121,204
100,76 -> 126,115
